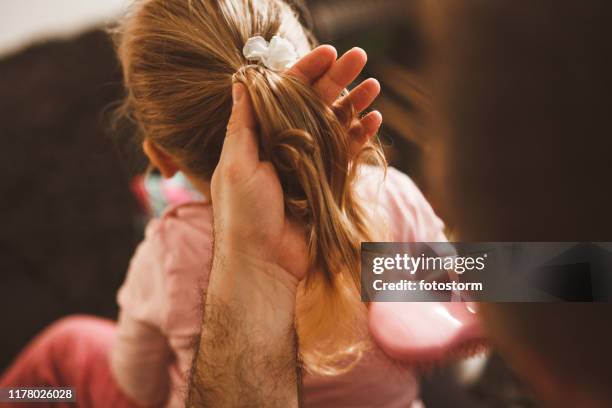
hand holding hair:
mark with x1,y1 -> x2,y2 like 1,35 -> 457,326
212,45 -> 382,281
211,82 -> 309,281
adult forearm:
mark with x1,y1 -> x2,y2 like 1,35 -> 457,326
188,251 -> 301,407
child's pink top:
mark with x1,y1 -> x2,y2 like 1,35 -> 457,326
111,166 -> 446,408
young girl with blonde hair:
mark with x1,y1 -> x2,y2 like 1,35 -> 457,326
1,0 -> 459,406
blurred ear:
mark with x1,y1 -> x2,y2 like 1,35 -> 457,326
142,139 -> 180,178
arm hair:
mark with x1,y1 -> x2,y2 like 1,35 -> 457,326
187,253 -> 302,407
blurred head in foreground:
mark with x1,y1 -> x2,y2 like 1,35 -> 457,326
422,0 -> 612,406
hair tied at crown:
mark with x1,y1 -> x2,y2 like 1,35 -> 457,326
231,64 -> 259,84
242,35 -> 298,71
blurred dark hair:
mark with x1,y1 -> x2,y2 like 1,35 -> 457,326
422,1 -> 612,406
424,0 -> 612,242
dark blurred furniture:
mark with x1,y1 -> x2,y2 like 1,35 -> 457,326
0,31 -> 141,370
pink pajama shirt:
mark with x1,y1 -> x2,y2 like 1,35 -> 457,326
1,166 -> 446,407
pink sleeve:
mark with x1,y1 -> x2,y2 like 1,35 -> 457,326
111,220 -> 172,405
383,168 -> 447,242
357,166 -> 447,242
111,313 -> 171,405
116,220 -> 169,329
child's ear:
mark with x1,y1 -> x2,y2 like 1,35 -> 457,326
142,139 -> 180,178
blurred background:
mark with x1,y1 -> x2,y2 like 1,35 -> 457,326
0,1 -> 533,406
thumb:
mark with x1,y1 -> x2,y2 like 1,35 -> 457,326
218,83 -> 260,174
227,83 -> 256,135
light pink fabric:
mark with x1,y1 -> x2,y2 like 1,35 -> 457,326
0,316 -> 145,408
111,166 -> 446,408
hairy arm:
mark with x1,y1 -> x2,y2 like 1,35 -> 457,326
187,83 -> 304,407
189,252 -> 301,407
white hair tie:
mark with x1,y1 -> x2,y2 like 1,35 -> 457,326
243,35 -> 298,71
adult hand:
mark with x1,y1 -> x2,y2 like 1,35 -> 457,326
289,45 -> 383,155
212,45 -> 382,281
211,83 -> 308,281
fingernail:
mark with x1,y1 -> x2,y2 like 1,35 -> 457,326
232,83 -> 244,103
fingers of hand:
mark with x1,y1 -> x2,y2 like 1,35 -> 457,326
314,47 -> 368,105
336,78 -> 381,114
333,77 -> 381,129
288,45 -> 337,85
349,110 -> 383,156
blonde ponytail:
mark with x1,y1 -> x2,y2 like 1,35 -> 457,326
236,66 -> 386,373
